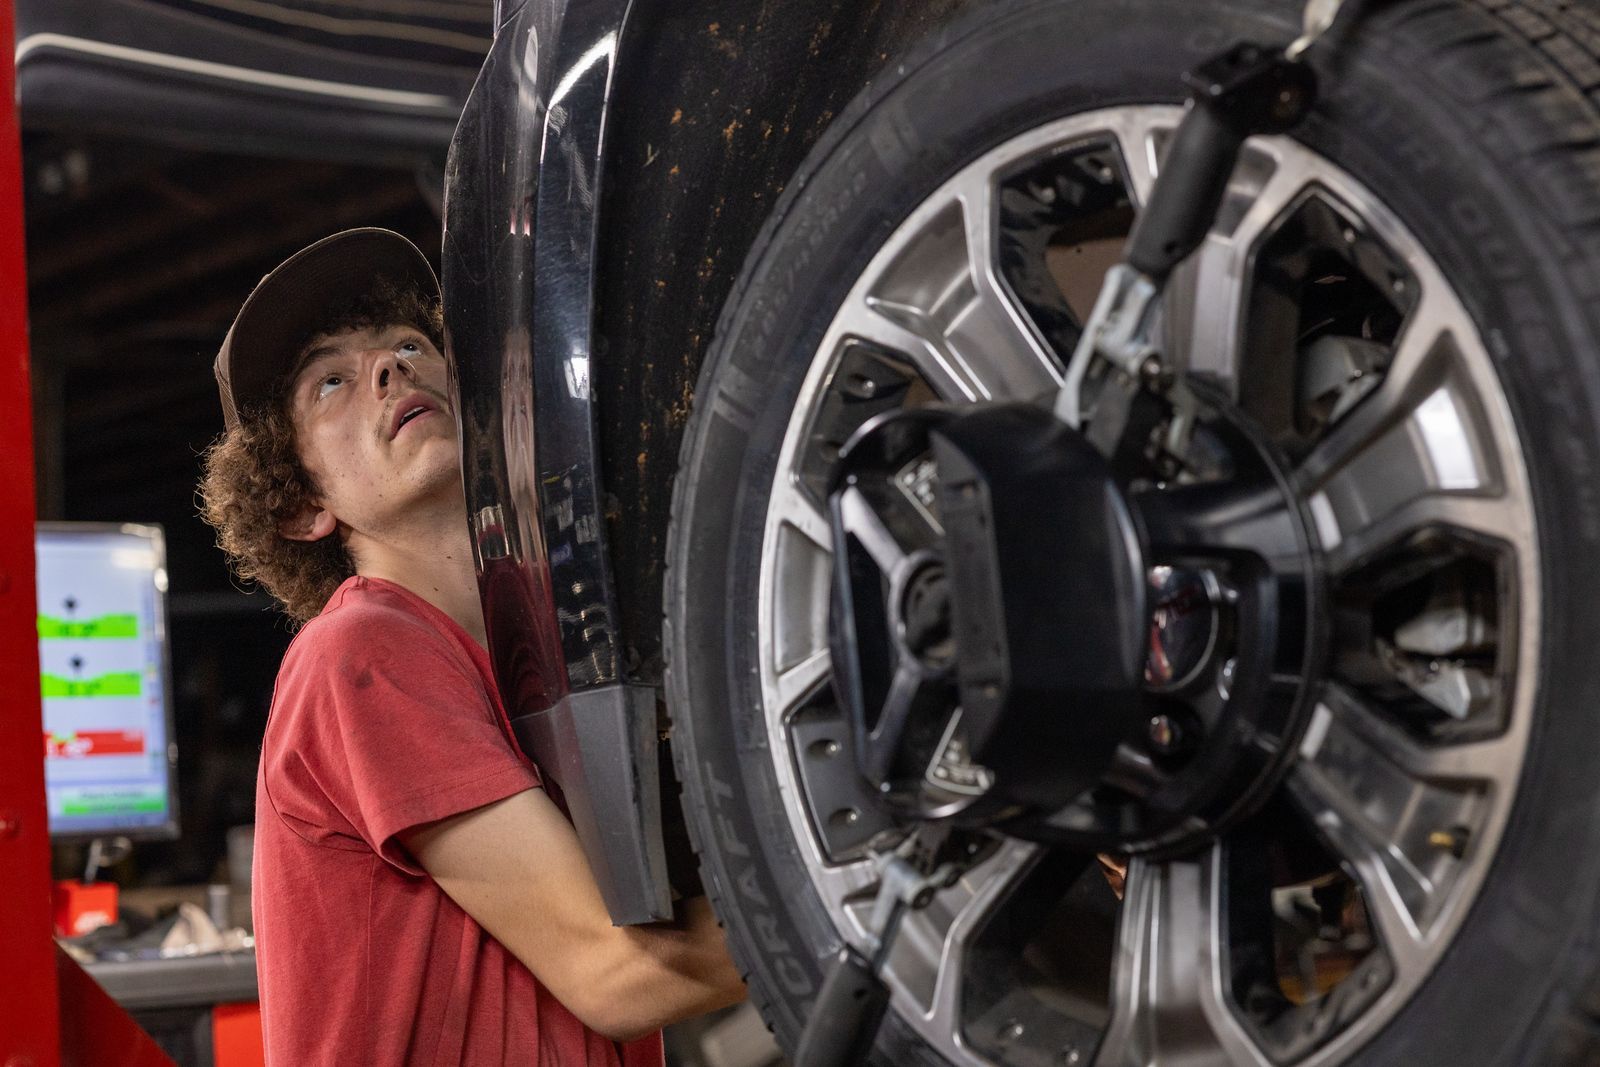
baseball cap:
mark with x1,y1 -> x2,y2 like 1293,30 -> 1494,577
212,228 -> 440,430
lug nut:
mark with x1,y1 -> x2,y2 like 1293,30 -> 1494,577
1148,714 -> 1182,753
840,373 -> 879,400
1428,827 -> 1469,858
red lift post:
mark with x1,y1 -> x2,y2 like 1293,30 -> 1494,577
0,6 -> 171,1064
0,0 -> 59,1058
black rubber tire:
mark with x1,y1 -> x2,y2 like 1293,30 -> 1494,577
665,1 -> 1600,1063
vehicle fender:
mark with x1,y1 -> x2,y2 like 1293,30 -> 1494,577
593,0 -> 981,680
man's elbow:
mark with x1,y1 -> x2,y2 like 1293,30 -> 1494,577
563,991 -> 662,1044
562,968 -> 747,1041
596,1014 -> 664,1046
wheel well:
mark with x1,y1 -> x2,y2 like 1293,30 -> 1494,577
594,0 -> 978,681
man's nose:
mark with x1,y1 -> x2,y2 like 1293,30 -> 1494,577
366,348 -> 416,395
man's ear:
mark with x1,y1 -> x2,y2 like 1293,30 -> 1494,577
279,505 -> 337,543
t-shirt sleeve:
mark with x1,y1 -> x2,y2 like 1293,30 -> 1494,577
272,606 -> 541,877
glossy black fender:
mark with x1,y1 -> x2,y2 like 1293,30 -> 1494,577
444,0 -> 673,924
443,0 -> 977,924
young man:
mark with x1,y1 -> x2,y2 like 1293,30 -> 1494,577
199,228 -> 745,1065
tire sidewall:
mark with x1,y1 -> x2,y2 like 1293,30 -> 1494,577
668,2 -> 1600,1064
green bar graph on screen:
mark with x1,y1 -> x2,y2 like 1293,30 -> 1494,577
37,613 -> 139,639
40,672 -> 143,698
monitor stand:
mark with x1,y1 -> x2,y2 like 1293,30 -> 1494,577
83,835 -> 132,883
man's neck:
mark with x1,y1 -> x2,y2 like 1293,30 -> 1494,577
345,503 -> 487,646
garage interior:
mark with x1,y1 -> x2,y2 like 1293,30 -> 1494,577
9,0 -> 781,1060
14,1 -> 1596,1066
20,128 -> 783,1067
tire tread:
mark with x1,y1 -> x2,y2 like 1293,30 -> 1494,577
1424,3 -> 1600,1057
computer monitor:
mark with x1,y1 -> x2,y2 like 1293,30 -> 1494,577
37,523 -> 179,841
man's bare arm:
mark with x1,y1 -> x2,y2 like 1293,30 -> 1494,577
399,787 -> 746,1041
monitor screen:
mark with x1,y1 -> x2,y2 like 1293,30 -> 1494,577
37,523 -> 179,840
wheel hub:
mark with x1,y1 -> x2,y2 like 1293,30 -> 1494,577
897,559 -> 955,669
829,395 -> 1325,854
1145,564 -> 1221,690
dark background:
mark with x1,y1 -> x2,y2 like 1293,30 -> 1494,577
19,0 -> 494,883
28,134 -> 447,884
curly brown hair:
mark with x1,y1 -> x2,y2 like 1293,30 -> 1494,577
198,282 -> 444,625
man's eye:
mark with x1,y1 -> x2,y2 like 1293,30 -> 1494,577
397,341 -> 424,358
317,375 -> 345,399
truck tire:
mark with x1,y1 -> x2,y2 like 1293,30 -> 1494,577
667,1 -> 1600,1063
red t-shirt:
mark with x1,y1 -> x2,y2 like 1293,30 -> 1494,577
252,575 -> 664,1066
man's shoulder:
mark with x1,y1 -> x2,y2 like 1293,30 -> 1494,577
300,577 -> 443,645
266,578 -> 484,750
274,578 -> 473,707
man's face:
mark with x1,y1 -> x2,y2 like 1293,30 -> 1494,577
284,322 -> 458,541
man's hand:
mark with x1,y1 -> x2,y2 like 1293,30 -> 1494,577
399,787 -> 746,1041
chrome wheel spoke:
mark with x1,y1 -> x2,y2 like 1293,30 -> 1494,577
813,856 -> 881,917
772,647 -> 831,718
1163,244 -> 1247,392
1105,108 -> 1167,206
886,840 -> 1042,1022
1288,685 -> 1505,982
1296,288 -> 1452,494
837,169 -> 1066,403
1224,149 -> 1321,263
1095,851 -> 1268,1067
1286,771 -> 1431,982
1165,145 -> 1321,391
766,479 -> 834,684
835,297 -> 993,402
770,477 -> 833,552
1299,292 -> 1465,492
1311,682 -> 1519,784
1296,288 -> 1527,571
1321,492 -> 1521,576
949,166 -> 1068,394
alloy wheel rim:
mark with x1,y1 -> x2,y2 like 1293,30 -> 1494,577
754,106 -> 1539,1067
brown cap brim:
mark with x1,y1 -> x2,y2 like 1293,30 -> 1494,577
213,228 -> 440,430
